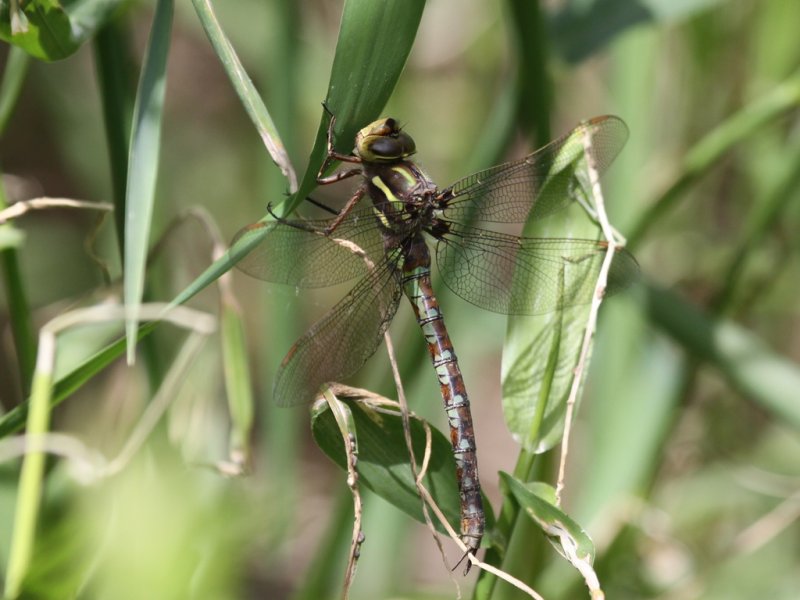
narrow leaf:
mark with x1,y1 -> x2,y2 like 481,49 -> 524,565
500,473 -> 602,597
192,0 -> 297,191
220,298 -> 254,467
123,0 -> 173,362
284,0 -> 426,216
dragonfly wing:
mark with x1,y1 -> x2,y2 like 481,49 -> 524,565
435,223 -> 639,315
439,116 -> 628,223
274,262 -> 403,406
230,207 -> 384,288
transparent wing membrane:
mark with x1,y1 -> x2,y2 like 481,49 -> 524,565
440,116 -> 628,224
273,263 -> 402,406
435,223 -> 638,315
230,207 -> 383,288
230,115 -> 636,409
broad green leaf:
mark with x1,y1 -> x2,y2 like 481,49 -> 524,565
503,305 -> 587,453
311,392 -> 462,534
502,117 -> 631,453
123,0 -> 172,362
0,0 -> 127,62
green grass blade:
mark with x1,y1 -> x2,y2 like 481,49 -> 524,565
0,231 -> 267,439
500,473 -> 600,598
0,46 -> 29,135
284,0 -> 426,216
0,47 -> 36,392
713,137 -> 800,314
191,0 -> 297,192
0,240 -> 36,393
505,0 -> 551,145
4,367 -> 54,599
220,296 -> 254,467
93,18 -> 135,256
123,0 -> 173,362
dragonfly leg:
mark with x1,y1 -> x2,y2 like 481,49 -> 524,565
265,202 -> 324,235
317,104 -> 363,183
453,542 -> 480,575
317,168 -> 362,186
323,187 -> 366,235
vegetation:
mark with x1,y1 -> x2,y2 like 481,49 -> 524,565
0,0 -> 798,598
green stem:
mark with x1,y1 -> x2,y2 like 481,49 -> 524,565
4,365 -> 54,599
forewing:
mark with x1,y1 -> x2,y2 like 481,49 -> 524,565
274,262 -> 403,406
440,116 -> 628,223
230,207 -> 383,288
435,223 -> 638,315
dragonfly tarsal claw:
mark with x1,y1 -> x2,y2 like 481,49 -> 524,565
322,103 -> 337,150
266,202 -> 288,224
452,546 -> 478,576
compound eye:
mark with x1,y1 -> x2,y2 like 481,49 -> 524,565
367,136 -> 403,158
355,119 -> 416,161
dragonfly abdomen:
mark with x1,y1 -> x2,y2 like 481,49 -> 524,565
400,253 -> 485,568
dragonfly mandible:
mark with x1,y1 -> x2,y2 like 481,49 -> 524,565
231,109 -> 639,570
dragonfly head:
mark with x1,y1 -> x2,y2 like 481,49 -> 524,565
355,118 -> 416,163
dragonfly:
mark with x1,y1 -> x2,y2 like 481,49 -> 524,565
231,109 -> 638,570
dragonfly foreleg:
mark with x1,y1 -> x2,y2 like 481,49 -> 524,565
317,103 -> 363,183
265,202 -> 328,235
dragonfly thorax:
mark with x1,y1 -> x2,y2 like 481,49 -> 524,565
363,159 -> 439,232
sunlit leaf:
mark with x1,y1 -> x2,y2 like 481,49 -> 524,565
0,0 -> 127,61
500,473 -> 601,595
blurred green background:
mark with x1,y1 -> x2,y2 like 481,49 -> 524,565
0,0 -> 799,598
